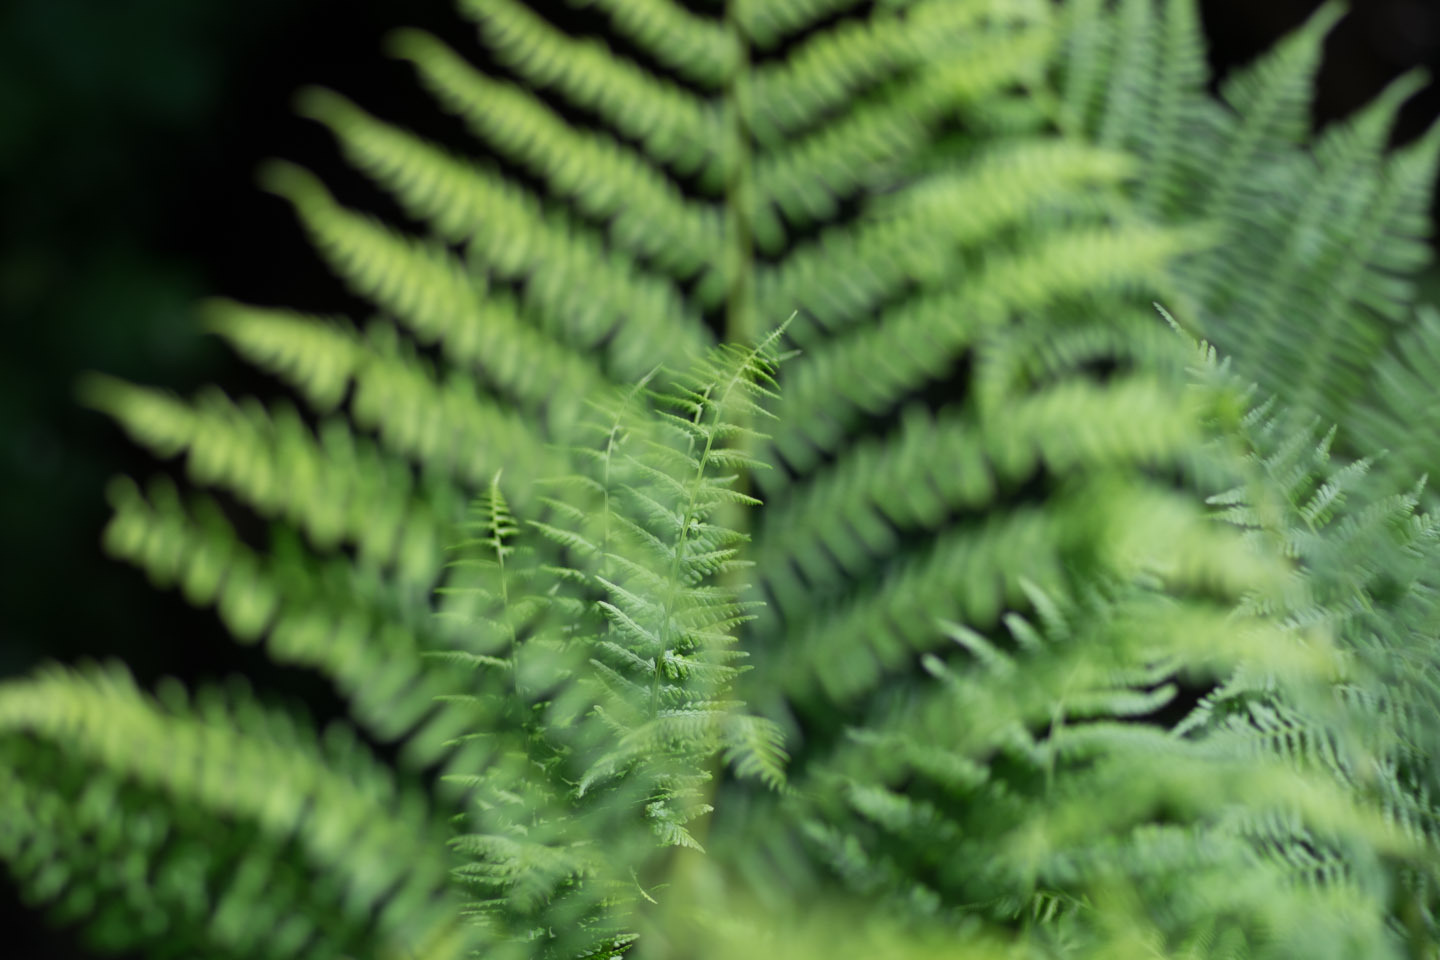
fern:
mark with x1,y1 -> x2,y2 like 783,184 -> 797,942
6,2 -> 1440,959
1346,304 -> 1440,496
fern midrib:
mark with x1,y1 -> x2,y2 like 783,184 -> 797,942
722,9 -> 756,348
655,379 -> 724,719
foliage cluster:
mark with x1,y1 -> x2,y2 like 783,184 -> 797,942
4,1 -> 1440,958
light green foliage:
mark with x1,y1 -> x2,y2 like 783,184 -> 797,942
5,1 -> 1440,959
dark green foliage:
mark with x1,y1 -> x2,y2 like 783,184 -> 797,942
4,2 -> 1440,959
1058,0 -> 1440,490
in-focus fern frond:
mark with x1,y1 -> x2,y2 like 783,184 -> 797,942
429,330 -> 790,959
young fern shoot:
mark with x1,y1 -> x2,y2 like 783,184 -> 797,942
436,327 -> 792,959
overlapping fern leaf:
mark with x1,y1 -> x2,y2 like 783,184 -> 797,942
433,333 -> 788,960
706,337 -> 1433,958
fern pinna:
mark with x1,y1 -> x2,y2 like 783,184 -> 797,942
3,1 -> 1440,959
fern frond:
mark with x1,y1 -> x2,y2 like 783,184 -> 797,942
747,0 -> 998,141
755,377 -> 1200,615
1348,305 -> 1440,496
1092,0 -> 1155,152
202,302 -> 359,413
208,303 -> 565,489
1202,1 -> 1344,221
1067,0 -> 1440,446
765,227 -> 1201,480
733,0 -> 871,51
752,23 -> 1055,248
757,139 -> 1135,342
99,477 -> 479,760
265,157 -> 705,383
1135,0 -> 1209,215
0,664 -> 468,960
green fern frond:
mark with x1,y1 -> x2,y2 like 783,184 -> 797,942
428,332 -> 790,958
0,664 -> 469,960
758,139 -> 1136,342
1066,0 -> 1440,445
392,32 -> 722,283
1347,305 -> 1440,496
208,303 -> 566,490
753,376 -> 1203,619
47,2 -> 1440,958
733,0 -> 871,51
752,23 -> 1054,248
747,0 -> 999,142
203,302 -> 359,413
764,226 -> 1202,481
1204,2 -> 1345,217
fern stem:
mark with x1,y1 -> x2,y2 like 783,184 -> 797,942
654,381 -> 721,718
489,472 -> 529,741
716,11 -> 759,597
721,14 -> 755,348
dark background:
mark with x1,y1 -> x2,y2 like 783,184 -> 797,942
2,1 -> 1438,956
